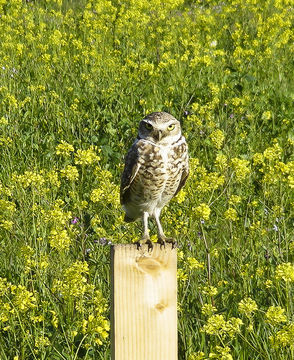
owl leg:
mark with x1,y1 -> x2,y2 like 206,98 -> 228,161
154,208 -> 176,248
137,212 -> 153,250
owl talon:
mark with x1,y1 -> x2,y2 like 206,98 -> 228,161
135,241 -> 142,250
136,238 -> 153,251
166,238 -> 177,249
157,237 -> 166,249
158,237 -> 176,249
146,239 -> 154,251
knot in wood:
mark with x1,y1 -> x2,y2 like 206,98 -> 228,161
155,302 -> 167,312
136,256 -> 163,276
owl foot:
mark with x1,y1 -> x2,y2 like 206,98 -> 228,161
136,238 -> 153,251
157,237 -> 177,249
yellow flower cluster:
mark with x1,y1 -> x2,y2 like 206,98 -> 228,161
41,199 -> 72,227
270,324 -> 294,348
12,171 -> 45,189
0,199 -> 16,231
202,314 -> 243,339
53,261 -> 93,300
56,141 -> 74,156
201,303 -> 217,316
60,165 -> 79,181
187,257 -> 204,270
215,154 -> 228,172
208,346 -> 233,360
266,305 -> 287,326
81,303 -> 110,346
75,146 -> 100,166
194,203 -> 211,221
224,207 -> 238,222
0,278 -> 37,315
229,195 -> 241,205
209,129 -> 225,149
14,285 -> 36,311
275,263 -> 294,282
231,158 -> 250,181
238,297 -> 258,317
49,229 -> 71,251
190,158 -> 225,194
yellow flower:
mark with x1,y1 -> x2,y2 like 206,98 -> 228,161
202,314 -> 243,339
35,335 -> 51,349
49,229 -> 71,251
188,352 -> 205,360
0,136 -> 12,147
224,207 -> 238,221
275,263 -> 294,282
46,170 -> 60,187
201,303 -> 217,316
261,111 -> 272,121
229,195 -> 241,205
177,268 -> 188,282
55,141 -> 74,156
90,188 -> 103,203
60,165 -> 79,181
42,200 -> 72,227
0,116 -> 8,125
270,323 -> 294,348
202,285 -> 218,296
13,170 -> 45,189
50,310 -> 59,328
194,203 -> 211,221
209,346 -> 233,360
187,257 -> 204,270
187,114 -> 202,127
174,189 -> 186,204
0,219 -> 14,231
30,314 -> 44,323
266,306 -> 287,326
75,146 -> 100,166
210,129 -> 225,149
231,158 -> 250,181
238,297 -> 258,316
252,152 -> 264,166
215,153 -> 228,172
265,279 -> 273,288
52,261 -> 93,299
13,285 -> 36,312
263,142 -> 282,161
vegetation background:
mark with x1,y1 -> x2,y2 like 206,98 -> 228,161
0,0 -> 293,358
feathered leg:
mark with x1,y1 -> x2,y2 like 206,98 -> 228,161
137,211 -> 153,250
154,208 -> 176,247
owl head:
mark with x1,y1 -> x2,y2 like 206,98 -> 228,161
138,112 -> 182,145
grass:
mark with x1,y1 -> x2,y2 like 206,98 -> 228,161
0,0 -> 293,358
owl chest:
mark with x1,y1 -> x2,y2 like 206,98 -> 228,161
137,146 -> 181,194
140,147 -> 170,175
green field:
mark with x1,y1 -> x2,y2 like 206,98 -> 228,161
0,0 -> 294,358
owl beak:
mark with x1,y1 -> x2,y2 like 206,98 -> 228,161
155,130 -> 162,141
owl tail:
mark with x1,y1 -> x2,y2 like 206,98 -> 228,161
124,215 -> 135,222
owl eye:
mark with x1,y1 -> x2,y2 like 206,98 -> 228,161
144,122 -> 153,130
167,124 -> 175,131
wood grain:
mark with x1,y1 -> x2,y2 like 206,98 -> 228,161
111,243 -> 177,360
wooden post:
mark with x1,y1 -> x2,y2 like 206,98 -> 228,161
111,243 -> 177,360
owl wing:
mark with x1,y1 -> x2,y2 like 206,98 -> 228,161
120,141 -> 140,205
174,148 -> 189,197
174,164 -> 189,197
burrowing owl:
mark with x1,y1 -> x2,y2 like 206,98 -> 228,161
120,112 -> 189,248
